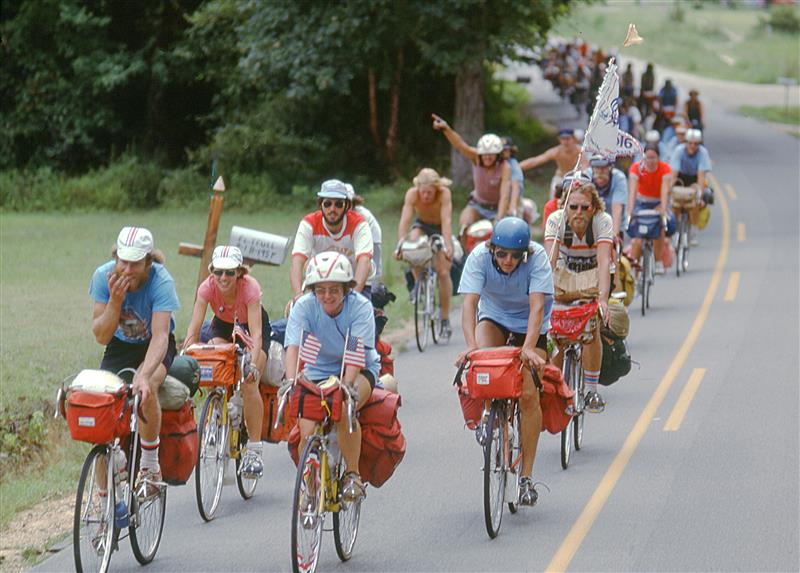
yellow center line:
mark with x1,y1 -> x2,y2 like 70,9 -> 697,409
724,271 -> 740,302
724,183 -> 737,201
545,181 -> 731,573
663,368 -> 707,432
737,222 -> 746,242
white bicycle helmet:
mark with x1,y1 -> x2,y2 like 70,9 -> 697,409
344,183 -> 356,201
685,129 -> 703,143
645,129 -> 661,143
303,251 -> 354,289
476,133 -> 503,155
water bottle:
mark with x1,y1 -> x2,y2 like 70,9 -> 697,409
327,432 -> 340,474
113,449 -> 129,528
228,395 -> 243,430
113,449 -> 128,484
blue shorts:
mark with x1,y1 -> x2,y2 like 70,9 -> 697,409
467,196 -> 498,220
100,334 -> 177,376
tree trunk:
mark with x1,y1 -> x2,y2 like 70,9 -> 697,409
367,68 -> 381,149
385,48 -> 404,176
451,60 -> 485,188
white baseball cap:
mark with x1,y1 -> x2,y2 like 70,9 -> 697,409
116,226 -> 153,262
317,179 -> 349,200
210,245 -> 243,270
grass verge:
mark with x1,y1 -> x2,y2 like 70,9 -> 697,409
738,105 -> 800,125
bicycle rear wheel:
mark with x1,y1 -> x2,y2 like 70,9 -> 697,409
641,243 -> 650,316
429,272 -> 442,344
235,427 -> 258,500
414,273 -> 429,352
483,401 -> 506,539
678,212 -> 690,274
561,351 -> 576,469
195,392 -> 226,521
129,441 -> 167,565
333,461 -> 361,562
573,357 -> 585,451
292,436 -> 324,573
74,445 -> 115,573
507,405 -> 521,514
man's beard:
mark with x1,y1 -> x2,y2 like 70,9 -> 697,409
323,211 -> 346,227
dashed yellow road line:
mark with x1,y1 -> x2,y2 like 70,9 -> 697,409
737,222 -> 746,242
724,183 -> 737,201
545,180 -> 731,573
664,369 -> 707,432
724,271 -> 740,302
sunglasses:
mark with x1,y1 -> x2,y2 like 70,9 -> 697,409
568,204 -> 592,212
314,286 -> 343,296
321,199 -> 346,209
494,249 -> 525,261
212,269 -> 237,277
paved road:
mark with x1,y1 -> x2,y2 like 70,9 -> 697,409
36,70 -> 799,573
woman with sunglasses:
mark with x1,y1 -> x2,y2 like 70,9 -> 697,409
183,245 -> 269,478
544,180 -> 613,412
456,217 -> 554,507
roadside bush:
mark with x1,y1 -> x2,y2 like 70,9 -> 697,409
485,78 -> 551,157
762,6 -> 800,34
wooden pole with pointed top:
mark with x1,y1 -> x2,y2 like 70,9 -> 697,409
178,175 -> 226,289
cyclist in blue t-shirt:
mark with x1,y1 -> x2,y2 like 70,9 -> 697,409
585,155 -> 627,237
89,226 -> 180,496
669,128 -> 712,245
284,251 -> 379,502
457,217 -> 554,508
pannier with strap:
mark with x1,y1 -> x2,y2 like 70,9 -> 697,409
289,376 -> 343,422
357,388 -> 406,487
260,383 -> 296,443
464,346 -> 523,400
158,400 -> 198,485
157,375 -> 190,411
457,386 -> 483,430
400,237 -> 432,267
627,210 -> 663,239
67,390 -> 129,444
599,328 -> 632,386
184,343 -> 239,387
550,300 -> 599,340
671,185 -> 699,208
539,365 -> 574,434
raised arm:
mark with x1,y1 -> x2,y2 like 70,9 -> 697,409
519,147 -> 557,172
431,113 -> 478,163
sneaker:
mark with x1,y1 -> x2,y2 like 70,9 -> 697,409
585,390 -> 606,413
341,471 -> 366,503
240,449 -> 264,479
135,467 -> 165,500
440,319 -> 452,341
655,261 -> 665,275
518,477 -> 539,507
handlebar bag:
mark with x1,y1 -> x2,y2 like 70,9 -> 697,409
158,400 -> 197,485
185,343 -> 238,387
539,365 -> 574,435
259,383 -> 296,443
550,300 -> 599,340
627,212 -> 663,239
289,376 -> 343,422
66,389 -> 129,444
465,347 -> 524,400
358,388 -> 406,487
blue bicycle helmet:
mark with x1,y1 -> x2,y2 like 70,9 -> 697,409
491,217 -> 530,250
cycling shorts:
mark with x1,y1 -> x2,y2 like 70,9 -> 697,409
208,306 -> 271,353
100,334 -> 177,375
478,317 -> 548,350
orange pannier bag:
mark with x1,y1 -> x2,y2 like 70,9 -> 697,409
259,383 -> 296,443
185,343 -> 239,387
66,390 -> 130,444
538,365 -> 574,434
158,400 -> 198,485
465,346 -> 524,400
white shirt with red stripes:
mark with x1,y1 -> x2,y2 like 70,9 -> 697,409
292,211 -> 374,279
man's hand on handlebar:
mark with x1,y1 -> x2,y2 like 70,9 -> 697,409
454,347 -> 476,368
520,346 -> 545,373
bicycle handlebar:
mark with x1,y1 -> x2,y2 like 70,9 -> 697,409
273,375 -> 358,434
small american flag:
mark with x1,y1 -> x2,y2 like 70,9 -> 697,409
299,331 -> 322,365
233,320 -> 254,351
343,333 -> 365,369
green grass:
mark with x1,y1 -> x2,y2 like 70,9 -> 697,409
738,105 -> 800,125
553,3 -> 800,84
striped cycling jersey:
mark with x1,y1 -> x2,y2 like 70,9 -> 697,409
292,211 -> 374,280
545,209 -> 613,273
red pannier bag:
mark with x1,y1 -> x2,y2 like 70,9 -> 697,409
456,386 -> 483,430
550,300 -> 599,340
158,400 -> 198,485
465,347 -> 524,400
538,365 -> 574,434
260,383 -> 296,443
357,388 -> 405,488
66,390 -> 129,444
289,376 -> 343,422
376,338 -> 394,376
185,343 -> 239,387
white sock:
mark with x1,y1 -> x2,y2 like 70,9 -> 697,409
140,438 -> 160,471
247,440 -> 262,457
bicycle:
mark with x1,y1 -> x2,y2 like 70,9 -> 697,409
276,376 -> 361,573
187,339 -> 258,522
59,368 -> 167,573
671,182 -> 700,277
549,300 -> 599,470
629,209 -> 663,317
398,234 -> 446,352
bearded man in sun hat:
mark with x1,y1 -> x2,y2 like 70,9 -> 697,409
89,226 -> 180,495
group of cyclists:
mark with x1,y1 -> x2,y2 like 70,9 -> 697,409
81,44 -> 717,570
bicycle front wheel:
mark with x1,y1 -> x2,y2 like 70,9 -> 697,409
507,405 -> 521,514
414,273 -> 429,352
429,272 -> 442,344
236,427 -> 258,500
292,436 -> 324,573
195,392 -> 226,521
561,350 -> 576,469
572,356 -> 585,451
74,445 -> 115,573
641,244 -> 650,316
483,401 -> 507,539
333,462 -> 361,562
129,445 -> 167,565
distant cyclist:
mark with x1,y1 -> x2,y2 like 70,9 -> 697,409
544,182 -> 613,411
431,113 -> 512,231
90,226 -> 179,496
658,79 -> 678,109
183,246 -> 268,478
585,155 -> 627,237
457,217 -> 554,507
684,89 -> 704,130
628,144 -> 672,274
501,136 -> 526,218
669,129 -> 712,245
396,167 -> 455,339
519,127 -> 585,198
284,252 -> 379,502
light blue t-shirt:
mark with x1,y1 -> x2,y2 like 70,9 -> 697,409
285,291 -> 379,381
508,157 -> 525,197
89,261 -> 179,344
458,241 -> 554,334
585,167 -> 627,214
669,144 -> 712,176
